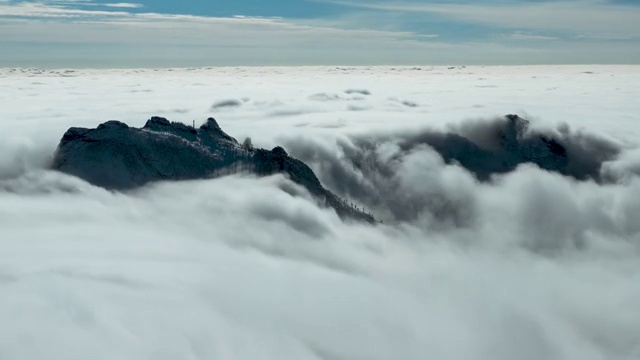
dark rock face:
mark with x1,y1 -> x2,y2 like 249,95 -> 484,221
51,117 -> 374,223
398,114 -> 618,182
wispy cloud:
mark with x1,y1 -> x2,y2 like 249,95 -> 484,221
320,0 -> 640,39
0,1 -> 129,18
506,32 -> 559,42
104,3 -> 142,8
0,1 -> 435,46
0,0 -> 457,66
0,0 -> 638,66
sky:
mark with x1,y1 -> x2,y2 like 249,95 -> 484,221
0,0 -> 639,67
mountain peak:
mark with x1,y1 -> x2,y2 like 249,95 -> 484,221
51,117 -> 375,223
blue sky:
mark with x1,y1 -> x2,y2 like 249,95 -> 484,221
0,0 -> 639,67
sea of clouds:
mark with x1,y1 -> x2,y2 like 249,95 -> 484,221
1,65 -> 639,360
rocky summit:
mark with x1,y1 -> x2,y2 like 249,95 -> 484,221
398,114 -> 618,182
51,117 -> 375,223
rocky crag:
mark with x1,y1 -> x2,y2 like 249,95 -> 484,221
52,117 -> 375,223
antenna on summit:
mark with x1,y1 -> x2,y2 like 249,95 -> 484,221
193,120 -> 195,128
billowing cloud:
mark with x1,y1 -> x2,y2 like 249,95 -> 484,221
4,66 -> 640,359
1,66 -> 640,359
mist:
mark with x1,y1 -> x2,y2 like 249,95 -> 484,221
1,66 -> 640,360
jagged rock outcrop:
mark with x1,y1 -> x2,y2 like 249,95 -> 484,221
51,117 -> 374,223
398,114 -> 618,182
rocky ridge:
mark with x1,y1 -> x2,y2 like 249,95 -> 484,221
52,117 -> 375,223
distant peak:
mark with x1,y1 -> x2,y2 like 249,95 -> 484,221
271,146 -> 288,157
97,120 -> 129,130
143,116 -> 170,129
199,117 -> 236,142
501,114 -> 530,143
201,117 -> 221,131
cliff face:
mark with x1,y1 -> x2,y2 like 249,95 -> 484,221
52,117 -> 375,223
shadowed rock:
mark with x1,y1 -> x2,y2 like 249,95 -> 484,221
281,114 -> 621,223
399,114 -> 619,182
51,116 -> 374,223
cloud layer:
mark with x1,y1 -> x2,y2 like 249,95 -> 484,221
1,66 -> 640,359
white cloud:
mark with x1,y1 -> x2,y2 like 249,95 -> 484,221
104,3 -> 144,9
1,66 -> 640,359
0,1 -> 129,17
0,0 -> 638,66
506,32 -> 559,41
321,0 -> 640,39
0,1 -> 490,66
104,2 -> 142,8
